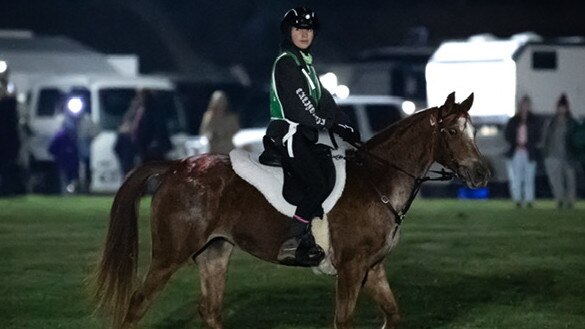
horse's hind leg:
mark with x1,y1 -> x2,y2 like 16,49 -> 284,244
120,259 -> 181,329
364,263 -> 400,329
195,239 -> 234,329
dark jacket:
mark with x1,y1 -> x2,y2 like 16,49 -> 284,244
541,116 -> 578,160
134,94 -> 172,162
49,128 -> 79,179
504,113 -> 541,161
0,96 -> 21,162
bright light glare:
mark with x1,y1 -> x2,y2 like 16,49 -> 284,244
335,85 -> 350,99
478,125 -> 499,137
67,97 -> 84,114
401,101 -> 416,115
0,61 -> 6,73
319,72 -> 338,93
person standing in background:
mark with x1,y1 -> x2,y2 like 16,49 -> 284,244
76,103 -> 98,193
504,95 -> 541,208
114,108 -> 138,177
0,65 -> 25,196
199,90 -> 240,154
49,116 -> 79,194
541,94 -> 579,209
132,90 -> 172,163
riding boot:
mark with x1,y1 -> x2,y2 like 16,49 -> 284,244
277,217 -> 325,267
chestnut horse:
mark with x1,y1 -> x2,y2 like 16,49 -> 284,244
93,92 -> 490,329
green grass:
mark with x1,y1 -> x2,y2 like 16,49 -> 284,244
0,196 -> 584,328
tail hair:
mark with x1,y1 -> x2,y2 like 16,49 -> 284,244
91,161 -> 172,327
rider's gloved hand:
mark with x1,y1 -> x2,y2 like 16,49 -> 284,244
333,123 -> 361,144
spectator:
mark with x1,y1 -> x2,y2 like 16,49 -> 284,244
542,94 -> 578,209
132,90 -> 172,163
0,78 -> 24,196
504,95 -> 541,208
49,117 -> 79,194
114,107 -> 138,176
76,105 -> 98,193
199,90 -> 240,154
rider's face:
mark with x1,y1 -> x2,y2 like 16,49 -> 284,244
291,27 -> 314,50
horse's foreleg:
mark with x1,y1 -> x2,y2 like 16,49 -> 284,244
334,263 -> 368,329
364,263 -> 400,329
195,239 -> 234,329
119,260 -> 180,329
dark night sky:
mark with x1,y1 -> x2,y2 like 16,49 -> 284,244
2,0 -> 585,83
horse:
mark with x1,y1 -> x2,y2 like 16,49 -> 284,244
92,92 -> 490,329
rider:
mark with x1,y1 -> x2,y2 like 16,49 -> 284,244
266,7 -> 361,265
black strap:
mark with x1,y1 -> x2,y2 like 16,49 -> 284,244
328,129 -> 339,150
344,141 -> 456,233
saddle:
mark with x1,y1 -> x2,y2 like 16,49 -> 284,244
229,145 -> 346,218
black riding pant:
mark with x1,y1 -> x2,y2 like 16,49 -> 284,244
283,133 -> 331,221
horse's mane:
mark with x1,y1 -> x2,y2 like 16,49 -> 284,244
365,106 -> 438,150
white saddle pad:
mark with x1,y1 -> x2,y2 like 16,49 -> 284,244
229,147 -> 347,218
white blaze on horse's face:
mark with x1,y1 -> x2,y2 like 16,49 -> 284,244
458,117 -> 475,142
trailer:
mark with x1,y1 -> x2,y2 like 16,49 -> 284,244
427,33 -> 585,120
426,33 -> 585,185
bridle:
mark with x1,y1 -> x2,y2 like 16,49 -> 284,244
341,106 -> 464,235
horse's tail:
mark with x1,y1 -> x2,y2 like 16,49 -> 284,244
92,161 -> 172,327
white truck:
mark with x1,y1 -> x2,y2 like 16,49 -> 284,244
26,74 -> 207,193
426,33 -> 585,183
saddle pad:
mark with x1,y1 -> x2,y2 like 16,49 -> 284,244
230,148 -> 347,217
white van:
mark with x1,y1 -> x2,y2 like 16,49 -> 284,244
232,95 -> 412,152
26,74 -> 207,193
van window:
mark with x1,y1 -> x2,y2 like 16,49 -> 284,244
37,88 -> 64,116
99,88 -> 184,133
365,105 -> 402,132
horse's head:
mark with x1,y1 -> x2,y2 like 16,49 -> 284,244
432,92 -> 491,188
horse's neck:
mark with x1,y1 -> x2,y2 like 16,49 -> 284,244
367,112 -> 436,179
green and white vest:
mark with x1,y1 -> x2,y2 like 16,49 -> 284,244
269,50 -> 322,120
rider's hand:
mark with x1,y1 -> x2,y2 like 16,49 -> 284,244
333,124 -> 361,144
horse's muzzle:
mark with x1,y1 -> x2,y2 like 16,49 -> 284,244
460,160 -> 491,188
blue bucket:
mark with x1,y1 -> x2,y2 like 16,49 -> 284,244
457,187 -> 489,200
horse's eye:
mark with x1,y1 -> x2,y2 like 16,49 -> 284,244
448,128 -> 457,135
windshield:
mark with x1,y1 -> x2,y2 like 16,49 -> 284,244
36,87 -> 91,117
99,88 -> 185,132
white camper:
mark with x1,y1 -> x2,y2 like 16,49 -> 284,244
426,33 -> 585,120
426,34 -> 585,183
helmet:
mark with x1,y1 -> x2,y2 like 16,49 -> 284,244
280,7 -> 319,34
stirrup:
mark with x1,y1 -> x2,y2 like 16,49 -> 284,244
277,234 -> 325,267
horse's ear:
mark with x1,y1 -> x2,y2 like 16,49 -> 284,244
443,92 -> 456,112
461,93 -> 474,112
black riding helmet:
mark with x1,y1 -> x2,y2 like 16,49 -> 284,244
280,7 -> 320,34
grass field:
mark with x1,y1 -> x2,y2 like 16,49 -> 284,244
0,196 -> 584,329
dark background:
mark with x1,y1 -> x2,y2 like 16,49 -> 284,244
2,0 -> 585,84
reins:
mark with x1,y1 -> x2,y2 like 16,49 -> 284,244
333,107 -> 458,235
347,141 -> 455,228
